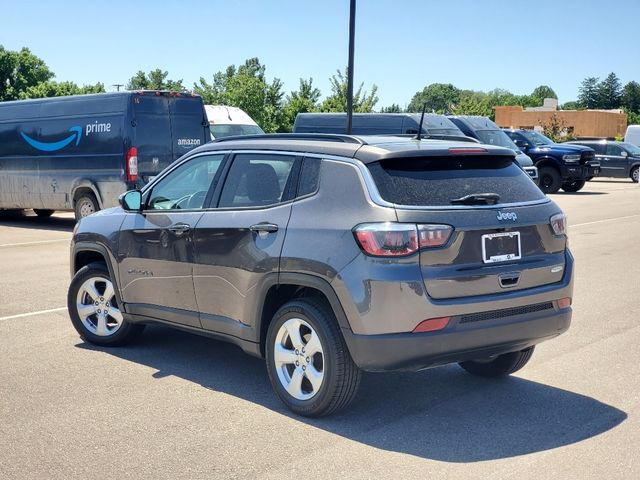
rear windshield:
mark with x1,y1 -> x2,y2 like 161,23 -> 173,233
367,156 -> 545,206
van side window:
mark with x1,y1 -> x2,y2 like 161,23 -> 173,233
147,154 -> 224,210
297,158 -> 321,197
219,154 -> 297,208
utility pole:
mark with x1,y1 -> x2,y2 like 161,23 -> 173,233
112,84 -> 124,92
346,0 -> 356,134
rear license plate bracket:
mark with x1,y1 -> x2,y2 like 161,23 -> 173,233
481,231 -> 521,263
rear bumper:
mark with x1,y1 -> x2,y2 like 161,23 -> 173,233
342,307 -> 571,372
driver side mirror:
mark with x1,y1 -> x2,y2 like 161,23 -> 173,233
514,139 -> 530,151
119,190 -> 142,212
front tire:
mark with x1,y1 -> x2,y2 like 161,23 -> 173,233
74,193 -> 99,221
68,262 -> 144,346
459,346 -> 535,377
265,298 -> 361,417
561,179 -> 586,192
33,209 -> 54,217
538,167 -> 562,194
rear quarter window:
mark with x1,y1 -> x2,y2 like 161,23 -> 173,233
367,156 -> 545,206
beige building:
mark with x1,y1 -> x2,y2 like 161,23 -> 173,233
495,98 -> 627,139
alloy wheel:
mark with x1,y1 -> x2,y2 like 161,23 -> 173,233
273,318 -> 325,400
75,276 -> 123,336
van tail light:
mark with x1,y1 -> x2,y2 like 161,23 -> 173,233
126,147 -> 138,182
353,223 -> 453,257
550,213 -> 567,235
557,297 -> 572,309
413,317 -> 450,333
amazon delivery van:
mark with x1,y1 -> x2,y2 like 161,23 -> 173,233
205,105 -> 264,139
0,91 -> 209,219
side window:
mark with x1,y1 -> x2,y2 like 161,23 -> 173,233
298,158 -> 321,197
590,143 -> 606,155
606,144 -> 623,156
219,154 -> 297,208
147,154 -> 224,210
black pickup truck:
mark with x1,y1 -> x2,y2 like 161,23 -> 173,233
503,129 -> 600,194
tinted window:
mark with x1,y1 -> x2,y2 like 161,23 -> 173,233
606,144 -> 624,156
367,156 -> 545,206
219,154 -> 296,208
298,158 -> 321,197
474,130 -> 518,150
147,154 -> 224,210
210,124 -> 264,139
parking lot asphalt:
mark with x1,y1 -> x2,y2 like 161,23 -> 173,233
1,179 -> 639,480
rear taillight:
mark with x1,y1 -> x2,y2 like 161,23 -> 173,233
126,147 -> 138,182
550,213 -> 567,236
353,223 -> 453,257
557,297 -> 572,309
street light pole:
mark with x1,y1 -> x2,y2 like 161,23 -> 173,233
346,0 -> 356,134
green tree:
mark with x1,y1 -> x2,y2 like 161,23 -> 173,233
21,81 -> 105,99
578,77 -> 600,109
407,83 -> 459,113
282,78 -> 321,131
319,69 -> 378,113
194,58 -> 287,132
560,100 -> 581,110
531,85 -> 557,103
621,81 -> 640,113
380,103 -> 403,113
596,72 -> 622,109
451,91 -> 492,117
0,46 -> 54,101
540,113 -> 570,142
126,68 -> 185,91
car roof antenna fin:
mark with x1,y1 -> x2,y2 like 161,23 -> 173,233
415,102 -> 427,141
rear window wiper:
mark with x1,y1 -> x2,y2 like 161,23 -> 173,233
450,193 -> 501,205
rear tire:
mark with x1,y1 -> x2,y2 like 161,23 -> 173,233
33,209 -> 54,217
74,193 -> 99,221
459,346 -> 535,377
68,262 -> 144,346
265,298 -> 361,417
561,179 -> 586,192
631,166 -> 639,183
538,167 -> 562,194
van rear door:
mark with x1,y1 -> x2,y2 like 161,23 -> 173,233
168,96 -> 208,160
132,94 -> 172,183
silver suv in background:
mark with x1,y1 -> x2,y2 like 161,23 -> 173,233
68,134 -> 574,416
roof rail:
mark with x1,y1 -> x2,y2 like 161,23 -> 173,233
212,133 -> 367,145
386,134 -> 480,143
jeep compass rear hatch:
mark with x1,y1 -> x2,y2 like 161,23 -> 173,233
366,153 -> 567,299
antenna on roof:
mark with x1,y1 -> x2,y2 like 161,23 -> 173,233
415,102 -> 427,141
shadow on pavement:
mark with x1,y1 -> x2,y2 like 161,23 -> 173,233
77,325 -> 627,463
0,210 -> 75,232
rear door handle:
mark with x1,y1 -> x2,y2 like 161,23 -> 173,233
250,223 -> 279,233
168,223 -> 191,235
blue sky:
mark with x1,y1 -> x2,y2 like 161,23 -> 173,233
2,0 -> 639,107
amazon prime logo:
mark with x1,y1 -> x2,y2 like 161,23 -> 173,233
497,211 -> 517,222
20,120 -> 112,153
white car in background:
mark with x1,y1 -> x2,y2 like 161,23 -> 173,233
205,105 -> 264,139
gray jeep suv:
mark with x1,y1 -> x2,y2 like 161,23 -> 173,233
68,133 -> 574,417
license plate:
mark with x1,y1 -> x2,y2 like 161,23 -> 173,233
481,231 -> 521,264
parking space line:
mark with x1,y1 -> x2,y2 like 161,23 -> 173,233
0,239 -> 69,248
0,307 -> 67,321
572,214 -> 640,228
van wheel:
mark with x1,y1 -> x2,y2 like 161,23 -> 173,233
265,298 -> 361,417
33,209 -> 54,217
74,193 -> 99,220
68,262 -> 144,346
459,346 -> 535,377
561,179 -> 586,192
631,166 -> 639,183
538,167 -> 562,194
